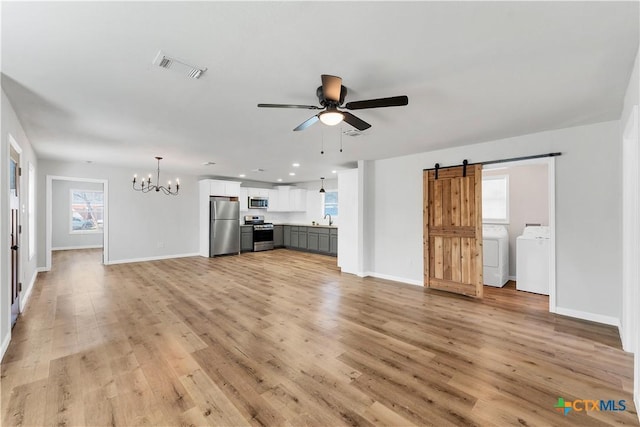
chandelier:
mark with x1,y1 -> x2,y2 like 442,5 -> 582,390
132,156 -> 179,195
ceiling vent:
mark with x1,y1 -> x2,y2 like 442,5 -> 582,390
251,168 -> 265,173
343,129 -> 364,137
153,50 -> 207,79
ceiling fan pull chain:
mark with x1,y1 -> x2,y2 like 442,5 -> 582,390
340,127 -> 343,153
321,130 -> 325,155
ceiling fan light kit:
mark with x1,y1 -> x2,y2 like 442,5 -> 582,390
319,110 -> 344,126
258,74 -> 408,132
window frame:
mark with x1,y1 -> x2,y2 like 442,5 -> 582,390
322,190 -> 338,218
28,162 -> 35,260
482,174 -> 509,224
69,188 -> 104,234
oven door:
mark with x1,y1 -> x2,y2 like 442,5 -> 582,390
253,228 -> 274,251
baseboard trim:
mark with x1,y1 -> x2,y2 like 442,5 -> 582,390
508,275 -> 516,281
37,267 -> 50,273
0,331 -> 10,362
365,271 -> 423,287
19,270 -> 38,312
105,253 -> 201,265
52,245 -> 104,251
635,395 -> 639,423
555,306 -> 620,327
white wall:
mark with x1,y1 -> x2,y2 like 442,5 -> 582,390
620,44 -> 639,418
1,90 -> 39,360
38,160 -> 200,266
52,180 -> 104,249
369,120 -> 622,322
337,169 -> 358,273
484,164 -> 549,276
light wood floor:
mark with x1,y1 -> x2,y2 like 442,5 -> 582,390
2,249 -> 637,426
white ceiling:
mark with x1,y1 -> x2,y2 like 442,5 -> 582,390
2,1 -> 638,184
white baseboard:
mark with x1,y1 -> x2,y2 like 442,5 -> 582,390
508,275 -> 516,281
105,252 -> 200,265
19,269 -> 38,312
635,395 -> 639,423
1,331 -> 10,362
555,306 -> 621,327
364,271 -> 424,287
37,267 -> 50,273
52,245 -> 103,251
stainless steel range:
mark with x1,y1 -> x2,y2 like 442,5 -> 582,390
244,215 -> 274,252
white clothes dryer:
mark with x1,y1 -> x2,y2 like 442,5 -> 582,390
516,226 -> 550,295
482,224 -> 509,287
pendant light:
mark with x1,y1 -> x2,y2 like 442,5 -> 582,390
319,177 -> 326,193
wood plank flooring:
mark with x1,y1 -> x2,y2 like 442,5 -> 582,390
1,249 -> 637,426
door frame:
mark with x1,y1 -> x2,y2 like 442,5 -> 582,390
8,134 -> 22,326
45,175 -> 109,270
622,105 -> 638,354
482,156 -> 557,313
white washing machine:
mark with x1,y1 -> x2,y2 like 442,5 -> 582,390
483,224 -> 509,287
516,226 -> 550,295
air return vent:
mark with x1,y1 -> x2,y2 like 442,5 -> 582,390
343,129 -> 364,137
153,50 -> 207,79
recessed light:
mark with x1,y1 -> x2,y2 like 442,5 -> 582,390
292,163 -> 300,167
239,174 -> 246,178
331,170 -> 337,174
277,178 -> 283,182
289,172 -> 295,176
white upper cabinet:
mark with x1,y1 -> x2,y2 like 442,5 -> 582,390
247,187 -> 269,197
290,188 -> 307,212
207,179 -> 241,197
239,187 -> 249,211
276,186 -> 291,211
267,189 -> 280,211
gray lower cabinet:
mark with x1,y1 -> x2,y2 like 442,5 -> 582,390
241,226 -> 253,252
283,226 -> 291,246
307,230 -> 319,251
330,229 -> 338,255
298,227 -> 308,249
318,230 -> 330,253
274,225 -> 284,247
290,226 -> 299,248
283,226 -> 337,256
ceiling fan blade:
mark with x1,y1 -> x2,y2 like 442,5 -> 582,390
293,115 -> 319,131
258,103 -> 322,110
345,95 -> 409,110
321,75 -> 343,103
342,112 -> 371,131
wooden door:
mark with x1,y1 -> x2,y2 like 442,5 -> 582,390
423,164 -> 483,297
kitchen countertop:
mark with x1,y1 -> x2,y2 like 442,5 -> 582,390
272,223 -> 337,229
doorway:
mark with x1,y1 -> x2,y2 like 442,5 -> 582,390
482,157 -> 556,312
9,141 -> 21,327
45,176 -> 109,270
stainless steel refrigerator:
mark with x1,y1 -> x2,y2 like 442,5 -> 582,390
209,198 -> 240,256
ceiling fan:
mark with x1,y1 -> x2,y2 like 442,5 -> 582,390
257,74 -> 408,132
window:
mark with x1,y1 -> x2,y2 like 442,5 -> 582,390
70,189 -> 104,233
482,175 -> 509,223
28,162 -> 35,260
323,191 -> 338,217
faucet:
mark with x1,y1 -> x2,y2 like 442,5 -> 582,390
324,213 -> 333,226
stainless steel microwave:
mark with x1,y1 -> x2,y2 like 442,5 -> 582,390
248,196 -> 269,209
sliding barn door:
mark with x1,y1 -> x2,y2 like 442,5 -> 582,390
423,164 -> 483,297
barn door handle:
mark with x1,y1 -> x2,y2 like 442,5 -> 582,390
11,245 -> 18,251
